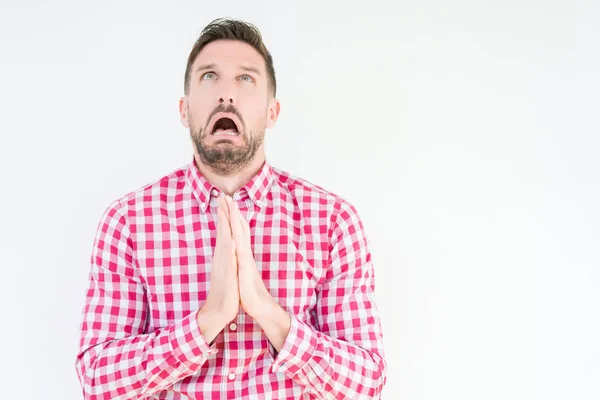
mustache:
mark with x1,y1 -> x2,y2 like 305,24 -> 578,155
205,103 -> 245,131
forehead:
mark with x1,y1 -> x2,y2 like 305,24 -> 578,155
192,40 -> 265,74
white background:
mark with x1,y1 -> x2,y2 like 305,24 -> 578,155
1,0 -> 599,399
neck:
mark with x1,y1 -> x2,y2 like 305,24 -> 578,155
193,149 -> 266,197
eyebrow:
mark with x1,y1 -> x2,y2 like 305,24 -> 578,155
194,63 -> 262,76
239,65 -> 262,76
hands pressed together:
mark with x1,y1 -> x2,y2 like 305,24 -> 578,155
197,195 -> 290,349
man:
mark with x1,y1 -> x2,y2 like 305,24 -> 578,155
75,18 -> 387,399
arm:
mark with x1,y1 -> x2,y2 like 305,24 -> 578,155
75,199 -> 219,399
266,199 -> 387,399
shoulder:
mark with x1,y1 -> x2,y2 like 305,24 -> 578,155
270,165 -> 345,205
269,165 -> 363,231
100,163 -> 188,218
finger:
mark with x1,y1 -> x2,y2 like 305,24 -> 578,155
237,203 -> 247,237
226,196 -> 244,244
217,197 -> 232,239
230,199 -> 249,238
241,211 -> 250,236
234,199 -> 247,239
231,200 -> 252,258
222,195 -> 232,222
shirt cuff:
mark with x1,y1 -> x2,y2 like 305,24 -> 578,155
270,313 -> 318,378
169,309 -> 218,366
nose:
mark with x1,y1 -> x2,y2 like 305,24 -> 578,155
217,84 -> 236,105
218,96 -> 234,105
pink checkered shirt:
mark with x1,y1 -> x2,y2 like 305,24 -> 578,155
75,157 -> 387,399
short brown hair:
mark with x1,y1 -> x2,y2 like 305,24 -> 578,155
183,18 -> 277,97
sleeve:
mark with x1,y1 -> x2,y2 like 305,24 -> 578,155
75,199 -> 218,399
269,199 -> 387,399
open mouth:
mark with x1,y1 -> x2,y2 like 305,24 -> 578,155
211,116 -> 240,136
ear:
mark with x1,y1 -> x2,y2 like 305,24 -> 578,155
266,98 -> 281,129
179,96 -> 190,128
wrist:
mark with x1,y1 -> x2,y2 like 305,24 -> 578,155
254,300 -> 292,353
254,299 -> 287,326
197,306 -> 228,344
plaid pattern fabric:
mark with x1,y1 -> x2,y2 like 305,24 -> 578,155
75,157 -> 387,399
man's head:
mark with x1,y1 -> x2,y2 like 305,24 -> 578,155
179,18 -> 280,176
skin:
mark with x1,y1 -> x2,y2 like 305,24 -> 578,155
178,40 -> 290,352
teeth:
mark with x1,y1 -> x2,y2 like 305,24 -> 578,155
213,129 -> 239,136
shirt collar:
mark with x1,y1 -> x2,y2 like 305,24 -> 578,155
185,156 -> 274,212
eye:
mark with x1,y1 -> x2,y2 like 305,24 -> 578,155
238,74 -> 254,83
201,72 -> 217,80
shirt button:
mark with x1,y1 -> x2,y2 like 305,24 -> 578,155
228,373 -> 235,380
229,323 -> 237,331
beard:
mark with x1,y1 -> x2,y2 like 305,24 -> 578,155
189,105 -> 266,176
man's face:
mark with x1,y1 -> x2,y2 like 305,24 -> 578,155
180,40 -> 279,176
